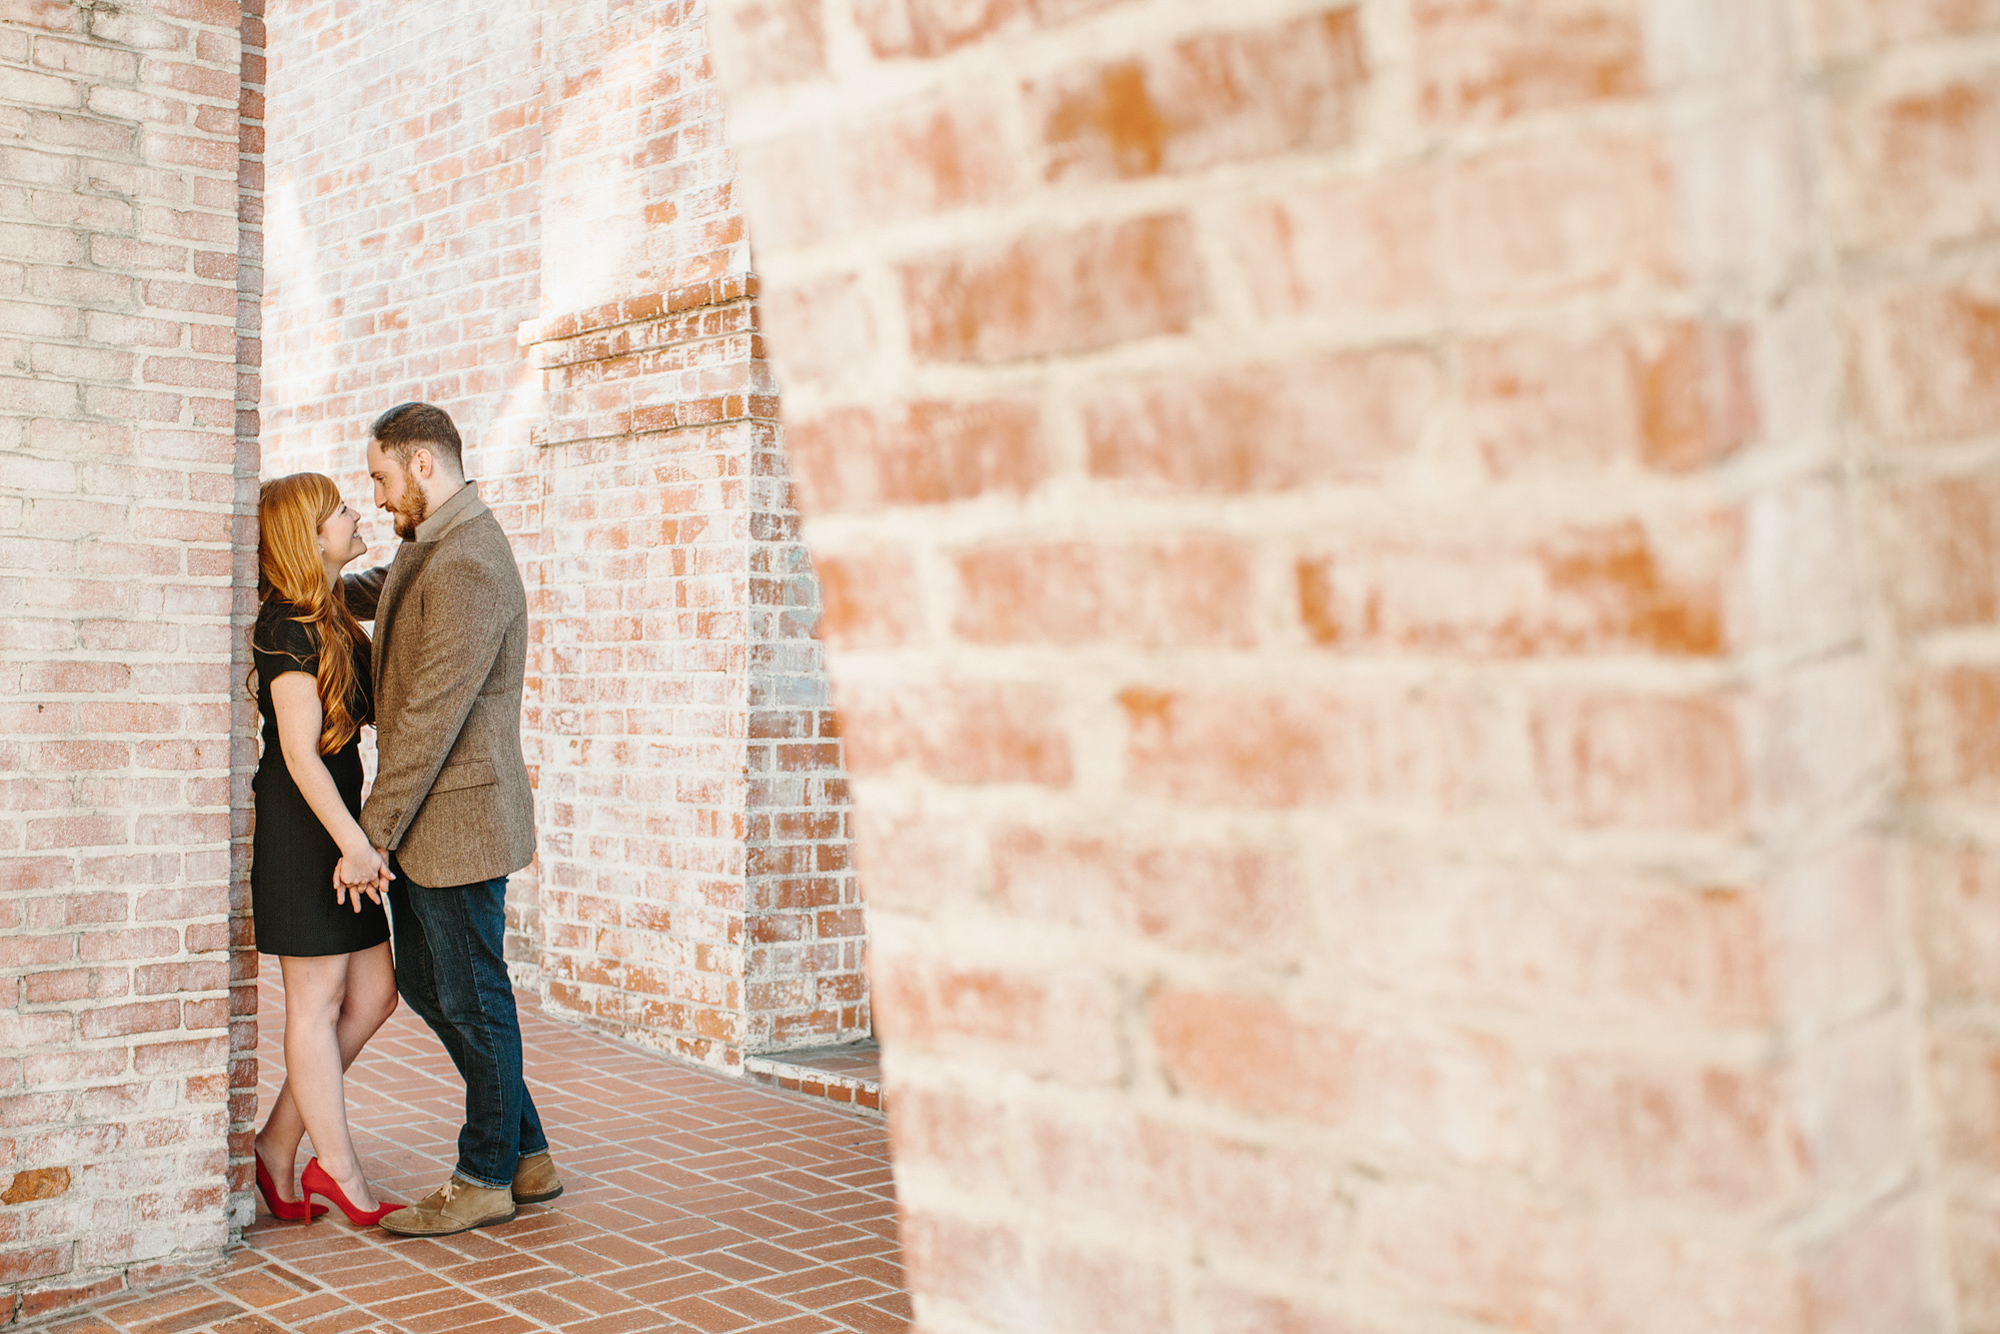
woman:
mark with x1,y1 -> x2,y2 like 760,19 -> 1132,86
248,473 -> 400,1227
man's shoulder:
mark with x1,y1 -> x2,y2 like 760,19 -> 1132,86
432,508 -> 514,557
422,513 -> 524,592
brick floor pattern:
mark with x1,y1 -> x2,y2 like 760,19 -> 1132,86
46,976 -> 911,1334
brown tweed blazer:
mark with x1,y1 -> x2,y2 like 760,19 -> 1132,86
343,482 -> 535,887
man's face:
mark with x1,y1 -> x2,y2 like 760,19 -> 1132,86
368,437 -> 430,540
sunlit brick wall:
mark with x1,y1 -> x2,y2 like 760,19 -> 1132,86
1826,2 -> 2000,1327
259,0 -> 861,1066
0,0 -> 253,1318
708,0 -> 1947,1328
524,0 -> 862,1057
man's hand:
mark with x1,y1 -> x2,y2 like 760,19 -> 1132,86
334,845 -> 393,910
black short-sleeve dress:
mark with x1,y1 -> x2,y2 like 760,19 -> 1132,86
250,601 -> 391,957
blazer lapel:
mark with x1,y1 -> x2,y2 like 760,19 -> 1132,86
373,540 -> 436,687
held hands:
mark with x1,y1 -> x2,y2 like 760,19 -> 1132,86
334,844 -> 394,910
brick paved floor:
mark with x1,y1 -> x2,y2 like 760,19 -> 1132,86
48,973 -> 911,1334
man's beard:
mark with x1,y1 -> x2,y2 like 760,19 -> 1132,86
390,487 -> 430,540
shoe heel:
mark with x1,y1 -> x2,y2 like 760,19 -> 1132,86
301,1157 -> 400,1227
254,1150 -> 327,1221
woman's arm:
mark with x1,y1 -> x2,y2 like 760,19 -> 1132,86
270,671 -> 387,905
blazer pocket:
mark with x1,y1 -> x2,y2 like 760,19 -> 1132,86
431,759 -> 498,794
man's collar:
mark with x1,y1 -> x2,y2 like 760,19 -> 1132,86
414,480 -> 482,543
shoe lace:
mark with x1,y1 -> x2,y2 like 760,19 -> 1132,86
439,1179 -> 458,1205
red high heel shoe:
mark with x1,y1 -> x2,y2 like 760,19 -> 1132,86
254,1150 -> 328,1221
301,1157 -> 400,1226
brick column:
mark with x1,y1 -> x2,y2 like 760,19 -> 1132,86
0,0 -> 251,1318
705,0 -> 1937,1328
520,0 -> 862,1064
1822,2 -> 2000,1326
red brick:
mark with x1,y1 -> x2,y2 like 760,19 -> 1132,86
1359,1183 -> 1805,1331
1236,170 -> 1443,318
787,399 -> 1046,513
1148,989 -> 1518,1159
885,1081 -> 1010,1194
1447,137 -> 1680,302
1298,516 -> 1733,657
1415,0 -> 1645,125
1835,73 -> 2000,248
990,828 -> 1307,961
1021,1108 -> 1352,1272
1195,1284 -> 1367,1334
1908,843 -> 2000,1006
903,1209 -> 1171,1334
131,1036 -> 226,1074
1825,0 -> 2000,44
1807,1198 -> 1930,1334
740,99 -> 1016,248
849,808 -> 982,916
1902,666 -> 2000,803
837,682 -> 1072,786
79,1001 -> 181,1041
0,1247 -> 70,1285
1119,686 -> 1482,811
759,269 -> 874,390
1949,1202 -> 2000,1331
1929,1025 -> 2000,1176
1466,321 -> 1758,476
1879,472 -> 2000,631
1085,349 -> 1438,493
813,549 -> 924,649
23,970 -> 130,1006
1857,284 -> 2000,443
953,538 -> 1255,647
1328,864 -> 1769,1024
1531,692 -> 1747,831
23,661 -> 131,694
899,214 -> 1204,364
0,2 -> 80,33
1546,1056 -> 1804,1209
714,0 -> 824,86
1031,8 -> 1364,182
1157,1124 -> 1355,1273
874,954 -> 1121,1082
852,0 -> 1125,57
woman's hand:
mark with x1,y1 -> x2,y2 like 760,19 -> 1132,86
334,845 -> 389,910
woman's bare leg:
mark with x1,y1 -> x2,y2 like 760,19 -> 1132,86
255,942 -> 398,1204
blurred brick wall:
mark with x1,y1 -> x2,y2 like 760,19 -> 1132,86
0,0 -> 257,1319
1830,2 -> 2000,1328
257,0 -> 863,1065
705,0 -> 1962,1329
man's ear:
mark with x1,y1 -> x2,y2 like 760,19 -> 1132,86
411,447 -> 432,481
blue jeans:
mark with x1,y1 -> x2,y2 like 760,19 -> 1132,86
387,859 -> 547,1189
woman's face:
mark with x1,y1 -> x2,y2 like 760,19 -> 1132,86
318,499 -> 367,567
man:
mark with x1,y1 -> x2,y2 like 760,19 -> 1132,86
342,401 -> 561,1236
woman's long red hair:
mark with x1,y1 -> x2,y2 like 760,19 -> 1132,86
252,473 -> 367,754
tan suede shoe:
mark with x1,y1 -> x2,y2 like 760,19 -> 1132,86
513,1151 -> 563,1205
377,1175 -> 515,1236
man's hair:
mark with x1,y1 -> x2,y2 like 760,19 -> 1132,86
370,402 -> 464,476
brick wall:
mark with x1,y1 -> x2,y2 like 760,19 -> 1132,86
707,0 -> 1950,1329
0,0 -> 252,1319
258,0 -> 863,1066
1828,2 -> 2000,1328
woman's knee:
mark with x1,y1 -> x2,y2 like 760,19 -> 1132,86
344,967 -> 399,1028
280,957 -> 347,1024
